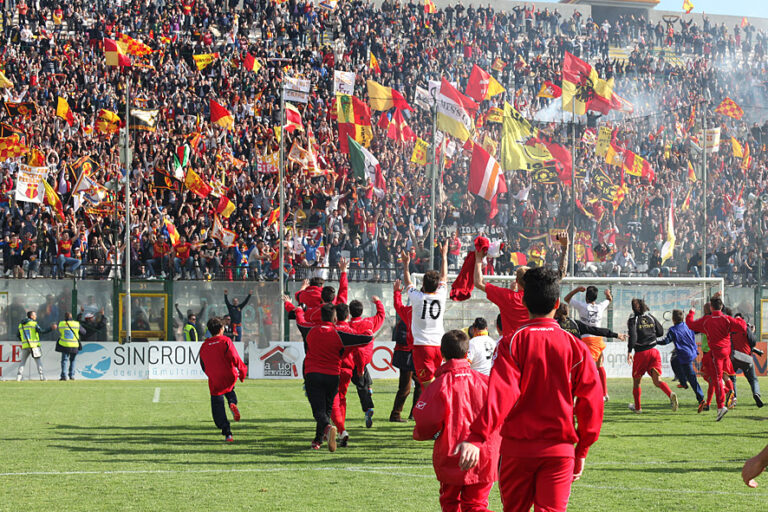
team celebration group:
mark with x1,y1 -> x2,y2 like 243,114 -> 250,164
196,235 -> 768,511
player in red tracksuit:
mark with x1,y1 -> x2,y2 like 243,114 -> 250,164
390,279 -> 421,422
199,317 -> 248,442
413,329 -> 501,512
330,303 -> 356,447
348,296 -> 385,428
304,304 -> 374,451
455,267 -> 604,512
686,294 -> 746,421
294,258 -> 348,325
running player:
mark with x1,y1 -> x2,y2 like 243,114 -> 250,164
455,267 -> 604,512
473,233 -> 569,336
402,241 -> 449,389
686,295 -> 746,421
563,285 -> 612,401
555,303 -> 626,344
348,297 -> 386,428
390,279 -> 421,422
627,299 -> 679,413
656,310 -> 705,408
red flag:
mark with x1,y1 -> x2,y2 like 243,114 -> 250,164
210,99 -> 234,130
469,143 -> 507,202
537,81 -> 562,98
465,65 -> 505,103
386,109 -> 416,143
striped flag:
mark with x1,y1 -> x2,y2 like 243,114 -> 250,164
243,53 -> 261,73
210,100 -> 234,130
469,143 -> 507,202
56,97 -> 74,126
164,217 -> 180,246
369,51 -> 381,74
687,161 -> 697,182
436,78 -> 477,142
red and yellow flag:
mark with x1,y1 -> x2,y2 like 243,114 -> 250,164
562,52 -> 613,115
369,51 -> 381,74
243,53 -> 261,73
714,97 -> 744,120
336,94 -> 373,153
0,135 -> 29,161
366,79 -> 413,112
56,97 -> 74,126
216,195 -> 236,218
43,180 -> 65,221
184,168 -> 213,197
267,207 -> 280,226
683,0 -> 694,13
424,0 -> 437,13
117,33 -> 153,56
537,81 -> 562,99
210,100 -> 234,130
96,109 -> 120,135
164,217 -> 180,246
465,64 -> 506,102
27,147 -> 45,166
104,38 -> 131,67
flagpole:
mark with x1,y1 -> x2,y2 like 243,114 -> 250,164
569,99 -> 576,276
701,96 -> 708,279
278,88 -> 286,341
429,98 -> 438,270
124,73 -> 132,344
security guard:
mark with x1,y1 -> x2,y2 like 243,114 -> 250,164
184,313 -> 199,342
16,311 -> 53,381
56,312 -> 85,381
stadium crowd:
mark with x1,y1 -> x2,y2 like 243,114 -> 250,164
0,0 -> 766,284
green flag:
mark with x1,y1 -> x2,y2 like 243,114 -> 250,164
348,136 -> 385,197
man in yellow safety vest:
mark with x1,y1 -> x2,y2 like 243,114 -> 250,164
184,313 -> 199,341
16,311 -> 55,381
56,312 -> 85,381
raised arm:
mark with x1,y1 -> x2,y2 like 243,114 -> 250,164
564,286 -> 586,304
557,231 -> 569,278
401,250 -> 412,289
439,240 -> 449,284
474,247 -> 487,292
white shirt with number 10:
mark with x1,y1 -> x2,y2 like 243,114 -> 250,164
407,283 -> 447,346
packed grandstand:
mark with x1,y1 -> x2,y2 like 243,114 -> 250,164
0,0 -> 765,285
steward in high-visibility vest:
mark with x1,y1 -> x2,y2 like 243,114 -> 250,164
56,312 -> 84,381
184,314 -> 199,342
16,311 -> 51,381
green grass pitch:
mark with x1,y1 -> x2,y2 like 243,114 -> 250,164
2,377 -> 768,511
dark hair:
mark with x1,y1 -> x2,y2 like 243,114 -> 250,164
335,303 -> 349,322
555,303 -> 568,321
207,316 -> 224,336
422,270 -> 440,293
734,312 -> 744,319
26,311 -> 34,319
320,303 -> 336,322
631,298 -> 649,315
723,306 -> 732,316
187,313 -> 196,321
710,296 -> 723,311
349,300 -> 364,318
309,277 -> 325,288
321,285 -> 336,303
585,285 -> 598,303
672,309 -> 684,324
441,329 -> 469,360
522,267 -> 560,316
496,314 -> 502,332
472,317 -> 487,331
64,312 -> 73,321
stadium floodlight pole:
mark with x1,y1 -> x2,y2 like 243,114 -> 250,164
701,94 -> 708,279
278,89 -> 286,342
429,92 -> 438,270
569,99 -> 576,276
124,73 -> 132,344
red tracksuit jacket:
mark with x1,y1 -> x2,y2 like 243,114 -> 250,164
199,335 -> 247,396
348,300 -> 385,371
686,309 -> 746,355
413,358 -> 500,485
304,322 -> 373,375
466,317 -> 603,459
394,290 -> 414,350
295,272 -> 349,324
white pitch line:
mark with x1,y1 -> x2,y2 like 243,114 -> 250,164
152,387 -> 161,403
577,483 -> 766,497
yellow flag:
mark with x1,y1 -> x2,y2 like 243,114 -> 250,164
731,137 -> 743,158
0,71 -> 13,89
410,138 -> 428,165
595,126 -> 612,157
482,135 -> 498,157
193,53 -> 220,71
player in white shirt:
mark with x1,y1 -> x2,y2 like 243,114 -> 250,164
402,241 -> 449,388
564,285 -> 613,401
466,317 -> 496,376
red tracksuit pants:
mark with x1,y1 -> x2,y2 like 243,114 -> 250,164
439,481 -> 494,512
499,455 -> 574,512
331,367 -> 353,432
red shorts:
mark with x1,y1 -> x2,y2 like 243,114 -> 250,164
632,349 -> 662,379
499,455 -> 574,512
412,345 -> 443,384
439,481 -> 494,512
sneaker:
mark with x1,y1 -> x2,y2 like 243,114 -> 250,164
726,390 -> 735,409
628,403 -> 642,414
338,430 -> 349,447
755,394 -> 764,408
59,376 -> 67,381
716,407 -> 729,421
225,434 -> 234,442
327,425 -> 338,452
365,408 -> 374,428
730,397 -> 738,409
229,403 -> 241,422
676,384 -> 688,389
703,404 -> 710,412
670,392 -> 679,412
310,441 -> 321,450
16,375 -> 21,382
698,401 -> 706,413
